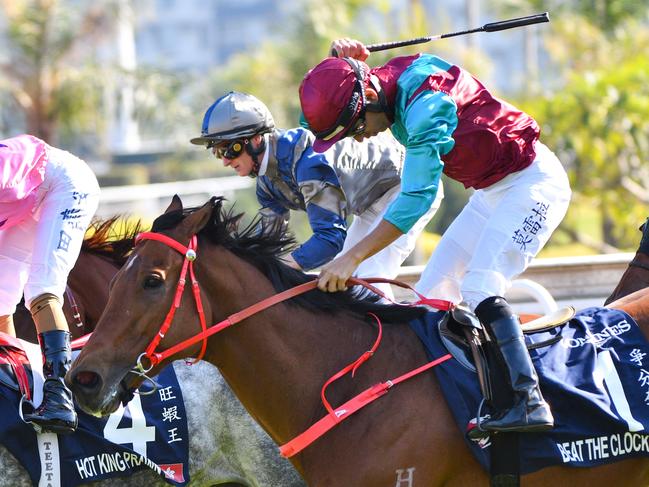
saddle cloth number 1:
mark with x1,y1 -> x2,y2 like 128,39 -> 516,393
595,349 -> 644,432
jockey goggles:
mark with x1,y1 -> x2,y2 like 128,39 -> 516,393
312,58 -> 368,142
209,139 -> 247,160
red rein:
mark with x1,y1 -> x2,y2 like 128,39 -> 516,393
134,231 -> 453,457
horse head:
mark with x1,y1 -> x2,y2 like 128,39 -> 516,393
68,195 -> 217,416
606,217 -> 649,305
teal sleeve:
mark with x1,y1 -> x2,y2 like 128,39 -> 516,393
383,90 -> 457,233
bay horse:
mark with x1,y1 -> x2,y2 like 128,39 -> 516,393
67,196 -> 649,486
7,217 -> 304,487
13,216 -> 138,343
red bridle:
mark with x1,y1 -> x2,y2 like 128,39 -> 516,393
134,231 -> 207,369
134,230 -> 334,371
133,231 -> 453,372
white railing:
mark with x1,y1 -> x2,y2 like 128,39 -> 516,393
509,279 -> 559,313
95,176 -> 254,220
394,253 -> 634,314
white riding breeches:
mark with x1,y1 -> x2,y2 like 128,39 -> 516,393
0,147 -> 100,315
341,180 -> 444,299
415,141 -> 571,311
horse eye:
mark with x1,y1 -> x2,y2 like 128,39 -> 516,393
143,275 -> 163,289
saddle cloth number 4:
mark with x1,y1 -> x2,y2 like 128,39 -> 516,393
103,394 -> 156,456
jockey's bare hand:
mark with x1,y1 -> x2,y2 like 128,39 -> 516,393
329,38 -> 370,61
318,219 -> 403,292
317,252 -> 363,293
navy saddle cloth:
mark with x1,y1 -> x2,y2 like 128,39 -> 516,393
410,306 -> 649,474
0,342 -> 190,487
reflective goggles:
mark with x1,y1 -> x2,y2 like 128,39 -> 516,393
313,58 -> 367,142
208,139 -> 247,160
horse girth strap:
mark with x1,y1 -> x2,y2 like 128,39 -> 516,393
134,231 -> 453,369
65,285 -> 84,330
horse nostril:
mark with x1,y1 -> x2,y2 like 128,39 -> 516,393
74,370 -> 101,390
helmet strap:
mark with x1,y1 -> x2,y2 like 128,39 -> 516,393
245,134 -> 267,178
367,74 -> 393,121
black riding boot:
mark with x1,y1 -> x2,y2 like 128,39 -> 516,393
23,330 -> 78,434
474,296 -> 553,434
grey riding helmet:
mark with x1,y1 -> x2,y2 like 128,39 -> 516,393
190,92 -> 275,146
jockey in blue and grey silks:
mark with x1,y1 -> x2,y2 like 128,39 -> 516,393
191,92 -> 441,298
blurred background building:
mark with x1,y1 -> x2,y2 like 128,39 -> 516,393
136,0 -> 293,69
1,0 -> 647,254
0,0 -> 545,174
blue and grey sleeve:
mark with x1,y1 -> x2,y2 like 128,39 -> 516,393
291,150 -> 348,270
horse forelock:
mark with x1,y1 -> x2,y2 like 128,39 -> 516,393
82,216 -> 144,266
150,199 -> 427,324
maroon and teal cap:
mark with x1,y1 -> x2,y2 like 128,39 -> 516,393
299,57 -> 369,153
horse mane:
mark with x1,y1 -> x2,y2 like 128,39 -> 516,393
82,216 -> 145,267
151,198 -> 427,323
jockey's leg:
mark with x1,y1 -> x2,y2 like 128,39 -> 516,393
0,315 -> 15,336
23,293 -> 77,434
20,147 -> 98,435
0,213 -> 35,339
474,296 -> 553,434
458,143 -> 568,436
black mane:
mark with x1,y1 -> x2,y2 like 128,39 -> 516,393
152,198 -> 427,323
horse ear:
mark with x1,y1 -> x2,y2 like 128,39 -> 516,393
181,197 -> 215,235
165,195 -> 183,214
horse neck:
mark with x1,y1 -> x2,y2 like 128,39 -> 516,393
67,251 -> 120,330
197,246 -> 383,444
12,250 -> 119,342
606,251 -> 649,305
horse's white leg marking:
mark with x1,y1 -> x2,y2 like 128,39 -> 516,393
395,467 -> 415,487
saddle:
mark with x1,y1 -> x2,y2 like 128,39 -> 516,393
436,305 -> 576,487
438,305 -> 575,405
521,306 -> 576,333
